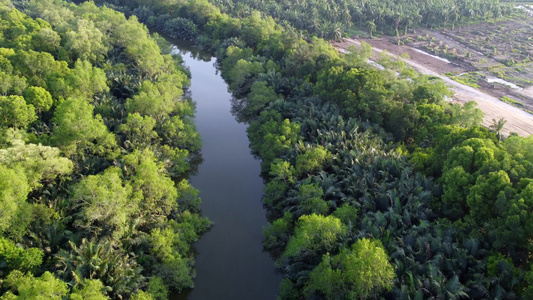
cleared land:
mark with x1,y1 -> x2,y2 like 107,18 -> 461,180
410,20 -> 533,106
332,18 -> 533,137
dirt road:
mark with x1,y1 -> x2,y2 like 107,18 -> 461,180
334,38 -> 533,137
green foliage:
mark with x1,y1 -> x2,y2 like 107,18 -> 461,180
56,239 -> 143,299
70,167 -> 133,240
51,97 -> 117,158
344,43 -> 373,66
0,0 -> 527,298
304,238 -> 395,299
113,1 -> 523,297
64,19 -> 108,63
500,96 -> 522,107
2,271 -> 69,300
154,255 -> 194,291
70,279 -> 109,300
269,159 -> 295,183
448,72 -> 480,88
283,214 -> 346,258
175,211 -> 211,243
0,139 -> 73,189
66,60 -> 109,100
0,95 -> 36,128
278,278 -> 299,300
221,46 -> 253,75
146,276 -> 168,300
226,58 -> 264,93
241,11 -> 280,47
160,114 -> 201,152
126,0 -> 530,297
297,183 -> 328,215
263,212 -> 293,250
412,79 -> 452,104
524,263 -> 533,298
441,166 -> 473,220
164,17 -> 198,41
0,164 -> 29,233
146,215 -> 207,290
0,71 -> 27,97
0,237 -> 43,274
467,170 -> 512,222
150,227 -> 179,262
119,113 -> 159,150
315,66 -> 394,128
0,1 -> 205,298
123,150 -> 178,226
449,101 -> 484,128
240,80 -> 277,118
295,146 -> 332,177
31,28 -> 60,54
126,73 -> 187,121
11,50 -> 69,89
175,179 -> 202,213
23,86 -> 52,113
487,252 -> 513,278
332,203 -> 358,226
248,111 -> 301,172
131,291 -> 155,300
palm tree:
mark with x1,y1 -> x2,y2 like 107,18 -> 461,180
332,22 -> 344,41
56,239 -> 144,298
367,20 -> 376,38
490,117 -> 507,141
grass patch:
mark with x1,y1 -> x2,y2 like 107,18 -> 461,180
447,72 -> 481,88
345,27 -> 367,38
500,96 -> 524,107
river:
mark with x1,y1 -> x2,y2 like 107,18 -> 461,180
168,40 -> 281,299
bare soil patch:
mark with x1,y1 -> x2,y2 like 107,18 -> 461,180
407,20 -> 533,105
332,34 -> 533,137
360,37 -> 467,75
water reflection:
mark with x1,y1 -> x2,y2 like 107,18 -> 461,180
167,39 -> 281,300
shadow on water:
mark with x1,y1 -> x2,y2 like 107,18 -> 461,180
167,39 -> 281,300
166,37 -> 212,62
230,96 -> 252,124
176,151 -> 203,181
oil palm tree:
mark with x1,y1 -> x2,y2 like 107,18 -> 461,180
490,117 -> 507,141
56,238 -> 144,298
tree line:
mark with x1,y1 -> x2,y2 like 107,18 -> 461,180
0,0 -> 208,299
95,0 -> 533,298
90,0 -> 518,41
147,0 -> 515,41
216,0 -> 517,40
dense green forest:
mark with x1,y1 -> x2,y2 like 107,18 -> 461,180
0,0 -> 209,298
88,0 -> 533,299
3,0 -> 533,299
94,0 -> 518,41
210,0 -> 518,40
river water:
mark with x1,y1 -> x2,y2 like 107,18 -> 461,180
169,40 -> 281,299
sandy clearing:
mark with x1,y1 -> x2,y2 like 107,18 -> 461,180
519,86 -> 533,98
333,38 -> 533,137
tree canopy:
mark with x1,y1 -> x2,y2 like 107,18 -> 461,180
0,1 -> 208,298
